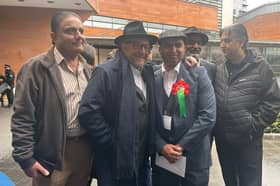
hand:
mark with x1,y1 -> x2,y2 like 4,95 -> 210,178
24,161 -> 50,177
161,144 -> 183,163
184,56 -> 199,68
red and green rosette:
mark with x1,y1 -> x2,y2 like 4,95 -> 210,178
172,79 -> 190,118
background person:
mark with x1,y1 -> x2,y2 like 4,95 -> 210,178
183,26 -> 216,82
81,42 -> 97,70
0,64 -> 15,107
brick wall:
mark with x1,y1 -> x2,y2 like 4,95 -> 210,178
244,12 -> 280,41
94,0 -> 218,31
0,6 -> 91,75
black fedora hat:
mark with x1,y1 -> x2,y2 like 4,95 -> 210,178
115,21 -> 158,45
183,26 -> 208,45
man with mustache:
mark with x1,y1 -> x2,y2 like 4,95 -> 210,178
11,11 -> 93,186
183,26 -> 216,83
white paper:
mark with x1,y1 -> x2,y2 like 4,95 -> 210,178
155,153 -> 186,178
163,115 -> 172,130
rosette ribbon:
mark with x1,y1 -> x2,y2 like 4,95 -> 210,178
172,80 -> 190,118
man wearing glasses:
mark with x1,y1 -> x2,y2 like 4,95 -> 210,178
11,11 -> 93,185
79,21 -> 158,186
214,23 -> 280,186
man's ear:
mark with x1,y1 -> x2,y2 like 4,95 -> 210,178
50,32 -> 56,44
239,39 -> 245,48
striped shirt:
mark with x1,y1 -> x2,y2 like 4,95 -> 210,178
54,47 -> 88,137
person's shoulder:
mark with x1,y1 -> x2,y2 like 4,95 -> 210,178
97,59 -> 117,70
19,52 -> 49,75
94,59 -> 120,78
189,65 -> 207,74
201,59 -> 216,68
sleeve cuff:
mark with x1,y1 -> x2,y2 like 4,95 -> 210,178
18,158 -> 36,170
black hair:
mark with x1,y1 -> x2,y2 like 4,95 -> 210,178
219,24 -> 249,49
51,11 -> 81,33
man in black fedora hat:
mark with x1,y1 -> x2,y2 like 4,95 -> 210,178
79,21 -> 159,186
183,26 -> 216,82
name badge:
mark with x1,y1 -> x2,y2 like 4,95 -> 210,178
163,115 -> 172,130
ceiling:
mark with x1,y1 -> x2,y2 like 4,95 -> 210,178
0,0 -> 93,11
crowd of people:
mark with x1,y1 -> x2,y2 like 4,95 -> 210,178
10,11 -> 280,186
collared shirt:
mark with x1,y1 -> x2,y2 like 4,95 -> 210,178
54,47 -> 88,136
162,62 -> 181,97
130,64 -> 147,99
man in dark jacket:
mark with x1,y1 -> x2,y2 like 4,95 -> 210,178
0,64 -> 15,107
152,30 -> 216,186
11,11 -> 93,186
78,21 -> 158,186
214,23 -> 280,186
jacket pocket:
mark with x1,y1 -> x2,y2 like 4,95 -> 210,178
225,116 -> 254,146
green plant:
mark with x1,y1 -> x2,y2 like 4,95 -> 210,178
265,113 -> 280,133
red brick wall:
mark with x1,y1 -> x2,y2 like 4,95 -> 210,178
244,12 -> 280,41
88,0 -> 218,31
0,6 -> 91,75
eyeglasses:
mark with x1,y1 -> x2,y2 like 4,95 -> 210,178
63,27 -> 84,35
124,41 -> 152,50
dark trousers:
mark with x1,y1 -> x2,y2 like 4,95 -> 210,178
0,88 -> 13,106
215,137 -> 263,186
152,166 -> 209,186
96,160 -> 151,186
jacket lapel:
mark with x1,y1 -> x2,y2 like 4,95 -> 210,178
41,48 -> 67,119
155,69 -> 164,116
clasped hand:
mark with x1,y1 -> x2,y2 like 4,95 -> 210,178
161,144 -> 183,163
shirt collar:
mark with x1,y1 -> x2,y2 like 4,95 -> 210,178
54,47 -> 87,73
162,61 -> 181,73
54,47 -> 64,65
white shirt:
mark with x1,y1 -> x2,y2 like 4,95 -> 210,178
130,65 -> 147,99
162,62 -> 181,97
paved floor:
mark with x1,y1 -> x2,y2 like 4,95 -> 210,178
1,107 -> 280,186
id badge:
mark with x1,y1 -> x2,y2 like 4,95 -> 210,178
163,115 -> 172,130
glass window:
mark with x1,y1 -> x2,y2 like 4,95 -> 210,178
92,16 -> 112,23
83,20 -> 93,26
93,21 -> 113,29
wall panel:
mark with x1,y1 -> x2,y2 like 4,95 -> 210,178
244,12 -> 280,41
